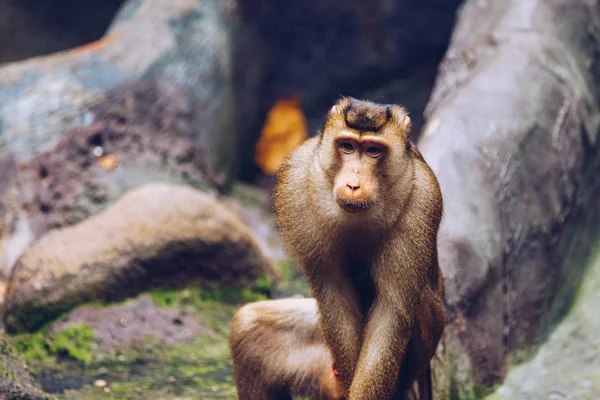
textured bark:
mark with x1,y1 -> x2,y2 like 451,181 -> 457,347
418,0 -> 600,392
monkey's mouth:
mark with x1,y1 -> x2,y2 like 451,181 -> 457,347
336,198 -> 373,213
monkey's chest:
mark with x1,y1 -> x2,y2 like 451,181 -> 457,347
346,258 -> 376,315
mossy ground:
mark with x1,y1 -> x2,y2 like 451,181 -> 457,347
5,266 -> 310,400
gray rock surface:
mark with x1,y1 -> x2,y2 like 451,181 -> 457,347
0,0 -> 238,282
418,0 -> 600,395
48,295 -> 206,350
487,239 -> 600,400
3,183 -> 278,333
0,78 -> 224,280
0,0 -> 235,175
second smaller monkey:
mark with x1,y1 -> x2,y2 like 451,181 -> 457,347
229,298 -> 345,400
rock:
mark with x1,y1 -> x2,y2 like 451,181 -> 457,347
48,295 -> 206,350
3,183 -> 278,333
0,78 -> 221,280
0,0 -> 236,185
418,0 -> 600,395
222,183 -> 286,263
0,0 -> 237,281
0,337 -> 55,400
222,183 -> 311,299
486,241 -> 600,399
234,0 -> 462,180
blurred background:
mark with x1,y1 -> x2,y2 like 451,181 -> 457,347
0,0 -> 598,399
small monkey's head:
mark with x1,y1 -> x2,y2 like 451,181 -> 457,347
318,97 -> 414,216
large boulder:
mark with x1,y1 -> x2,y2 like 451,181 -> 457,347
418,0 -> 600,395
0,0 -> 237,281
0,0 -> 235,178
3,183 -> 278,333
0,0 -> 235,176
0,78 -> 222,280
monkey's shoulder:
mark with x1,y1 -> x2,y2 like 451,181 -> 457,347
274,136 -> 320,215
278,136 -> 320,182
290,136 -> 320,163
408,140 -> 425,162
411,157 -> 443,225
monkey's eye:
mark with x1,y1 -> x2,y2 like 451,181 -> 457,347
365,146 -> 381,157
341,142 -> 354,153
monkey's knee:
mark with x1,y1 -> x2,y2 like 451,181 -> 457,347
229,302 -> 264,376
231,303 -> 260,336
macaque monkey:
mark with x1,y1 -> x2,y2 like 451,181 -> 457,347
229,298 -> 345,400
273,98 -> 445,399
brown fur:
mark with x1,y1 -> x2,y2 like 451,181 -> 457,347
229,298 -> 345,400
273,98 -> 446,399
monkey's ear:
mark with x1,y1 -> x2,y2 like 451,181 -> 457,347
330,97 -> 352,116
402,115 -> 411,132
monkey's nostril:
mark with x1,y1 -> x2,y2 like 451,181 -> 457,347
346,184 -> 360,191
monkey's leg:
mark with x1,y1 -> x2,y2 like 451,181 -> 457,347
230,299 -> 337,400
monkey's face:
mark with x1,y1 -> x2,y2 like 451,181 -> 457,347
332,134 -> 385,213
319,97 -> 414,217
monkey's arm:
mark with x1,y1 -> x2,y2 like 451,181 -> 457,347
347,287 -> 415,399
309,266 -> 364,392
348,225 -> 437,399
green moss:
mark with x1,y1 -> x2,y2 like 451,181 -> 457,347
48,324 -> 94,364
5,267 -> 279,399
11,323 -> 94,365
148,280 -> 269,310
12,331 -> 49,363
9,299 -> 242,400
252,273 -> 272,297
270,259 -> 311,298
146,288 -> 179,308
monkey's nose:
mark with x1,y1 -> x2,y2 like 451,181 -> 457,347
346,183 -> 360,191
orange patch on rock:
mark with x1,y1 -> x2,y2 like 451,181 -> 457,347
98,154 -> 119,171
254,96 -> 308,175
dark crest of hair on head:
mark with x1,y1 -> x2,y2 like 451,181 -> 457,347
343,98 -> 392,132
